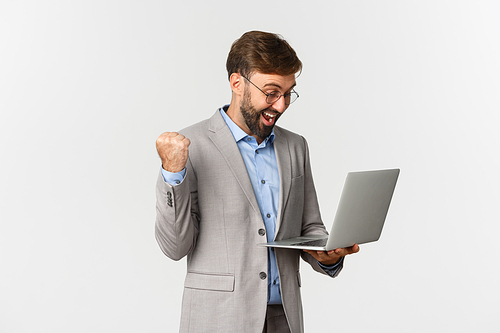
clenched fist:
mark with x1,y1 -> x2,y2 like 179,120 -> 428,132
156,132 -> 191,173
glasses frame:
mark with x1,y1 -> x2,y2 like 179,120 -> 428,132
242,75 -> 299,105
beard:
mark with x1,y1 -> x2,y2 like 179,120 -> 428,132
240,87 -> 279,140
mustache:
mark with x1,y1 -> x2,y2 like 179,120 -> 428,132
261,108 -> 280,117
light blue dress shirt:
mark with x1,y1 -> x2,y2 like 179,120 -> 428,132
218,108 -> 283,304
161,106 -> 343,304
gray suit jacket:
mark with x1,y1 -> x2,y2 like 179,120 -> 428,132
155,110 -> 342,333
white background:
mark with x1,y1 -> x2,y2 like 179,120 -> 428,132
1,1 -> 499,332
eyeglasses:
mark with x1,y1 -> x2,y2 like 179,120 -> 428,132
242,75 -> 299,105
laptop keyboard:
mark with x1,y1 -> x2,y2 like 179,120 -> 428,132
292,238 -> 328,247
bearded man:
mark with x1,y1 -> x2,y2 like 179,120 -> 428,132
155,30 -> 359,333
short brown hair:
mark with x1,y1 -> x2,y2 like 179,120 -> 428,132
226,31 -> 302,80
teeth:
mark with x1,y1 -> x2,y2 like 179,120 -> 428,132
264,112 -> 276,118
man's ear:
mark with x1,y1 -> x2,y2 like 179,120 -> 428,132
229,73 -> 244,97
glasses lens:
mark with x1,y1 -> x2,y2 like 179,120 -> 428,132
286,91 -> 298,105
266,91 -> 280,104
266,91 -> 299,105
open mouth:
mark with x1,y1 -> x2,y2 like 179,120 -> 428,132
261,111 -> 278,125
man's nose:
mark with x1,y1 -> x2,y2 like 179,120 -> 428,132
271,95 -> 287,113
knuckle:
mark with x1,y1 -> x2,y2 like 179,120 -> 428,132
156,137 -> 166,146
156,132 -> 190,151
157,132 -> 172,142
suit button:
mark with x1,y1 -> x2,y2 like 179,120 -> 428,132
259,272 -> 267,280
167,191 -> 172,198
258,228 -> 266,236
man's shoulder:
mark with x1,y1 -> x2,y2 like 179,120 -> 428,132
178,110 -> 221,137
179,118 -> 210,136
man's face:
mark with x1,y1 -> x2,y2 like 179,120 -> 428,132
239,72 -> 296,141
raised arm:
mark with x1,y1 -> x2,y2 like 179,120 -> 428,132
155,132 -> 200,261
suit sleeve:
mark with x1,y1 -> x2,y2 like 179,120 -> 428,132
155,157 -> 200,261
299,136 -> 344,277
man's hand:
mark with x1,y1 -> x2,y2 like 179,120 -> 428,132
156,132 -> 191,173
303,244 -> 360,266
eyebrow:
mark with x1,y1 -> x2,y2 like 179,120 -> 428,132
263,82 -> 297,92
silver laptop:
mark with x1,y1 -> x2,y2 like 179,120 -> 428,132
259,168 -> 400,251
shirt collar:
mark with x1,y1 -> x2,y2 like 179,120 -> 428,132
219,105 -> 275,145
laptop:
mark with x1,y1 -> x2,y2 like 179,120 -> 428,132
259,168 -> 400,251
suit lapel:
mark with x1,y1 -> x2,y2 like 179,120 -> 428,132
273,127 -> 291,237
207,110 -> 262,217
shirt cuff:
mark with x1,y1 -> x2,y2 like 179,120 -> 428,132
161,167 -> 186,185
318,257 -> 344,277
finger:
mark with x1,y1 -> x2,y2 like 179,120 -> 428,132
157,133 -> 189,149
303,249 -> 317,257
343,244 -> 359,254
165,131 -> 180,138
157,132 -> 177,146
303,250 -> 323,261
174,134 -> 186,141
319,250 -> 338,260
334,244 -> 360,256
182,137 -> 191,147
158,132 -> 184,143
167,133 -> 185,143
172,134 -> 190,148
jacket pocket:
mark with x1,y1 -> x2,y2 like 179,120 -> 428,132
184,272 -> 235,292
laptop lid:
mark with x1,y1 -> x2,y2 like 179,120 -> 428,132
259,168 -> 400,250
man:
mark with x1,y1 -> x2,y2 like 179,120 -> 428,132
155,31 -> 359,333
